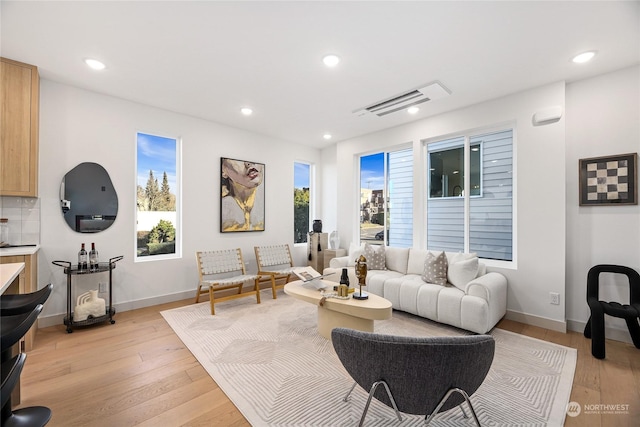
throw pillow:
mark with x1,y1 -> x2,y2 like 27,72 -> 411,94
421,251 -> 447,285
347,243 -> 365,267
447,254 -> 479,290
364,243 -> 386,270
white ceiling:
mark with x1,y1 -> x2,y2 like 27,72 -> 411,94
2,1 -> 639,148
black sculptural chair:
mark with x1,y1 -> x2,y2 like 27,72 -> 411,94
583,264 -> 640,359
331,328 -> 495,426
1,284 -> 53,316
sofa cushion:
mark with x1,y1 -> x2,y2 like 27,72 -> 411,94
384,246 -> 410,274
421,251 -> 448,286
364,243 -> 386,270
477,262 -> 487,277
347,243 -> 365,267
407,249 -> 429,275
447,253 -> 479,290
366,270 -> 403,297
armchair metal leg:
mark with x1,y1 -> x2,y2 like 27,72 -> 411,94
425,388 -> 481,427
358,380 -> 402,427
343,381 -> 357,402
460,404 -> 469,419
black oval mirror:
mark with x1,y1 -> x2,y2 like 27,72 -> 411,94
60,162 -> 118,233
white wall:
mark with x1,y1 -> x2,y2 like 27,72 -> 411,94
38,80 -> 320,324
565,65 -> 640,339
323,81 -> 568,330
37,67 -> 639,335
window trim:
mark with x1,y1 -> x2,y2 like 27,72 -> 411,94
427,140 -> 484,200
423,124 -> 516,266
134,131 -> 182,263
293,160 -> 313,247
357,143 -> 413,248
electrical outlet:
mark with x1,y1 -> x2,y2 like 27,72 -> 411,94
550,292 -> 560,305
99,282 -> 107,293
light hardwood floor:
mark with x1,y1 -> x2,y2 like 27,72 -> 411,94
15,296 -> 639,426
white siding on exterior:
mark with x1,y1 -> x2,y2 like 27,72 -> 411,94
387,148 -> 413,248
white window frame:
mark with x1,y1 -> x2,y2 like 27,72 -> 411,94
424,125 -> 515,267
357,144 -> 413,248
134,131 -> 182,263
293,160 -> 314,246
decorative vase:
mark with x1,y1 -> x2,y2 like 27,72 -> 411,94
329,230 -> 340,249
74,289 -> 106,321
312,219 -> 323,233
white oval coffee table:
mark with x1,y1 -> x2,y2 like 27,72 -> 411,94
284,280 -> 392,339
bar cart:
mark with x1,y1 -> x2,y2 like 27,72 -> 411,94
52,255 -> 123,333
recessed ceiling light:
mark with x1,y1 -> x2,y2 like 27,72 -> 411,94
407,106 -> 420,114
322,54 -> 340,67
240,107 -> 253,116
84,58 -> 106,70
572,51 -> 597,64
323,133 -> 332,140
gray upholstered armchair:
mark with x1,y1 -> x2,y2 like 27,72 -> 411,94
331,328 -> 495,426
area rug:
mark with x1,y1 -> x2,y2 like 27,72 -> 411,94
161,294 -> 576,426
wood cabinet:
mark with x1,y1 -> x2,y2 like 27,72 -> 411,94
1,253 -> 38,351
1,57 -> 39,197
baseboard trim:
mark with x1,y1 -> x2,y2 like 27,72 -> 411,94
37,294 -> 635,345
566,319 -> 633,344
38,290 -> 195,329
505,309 -> 566,333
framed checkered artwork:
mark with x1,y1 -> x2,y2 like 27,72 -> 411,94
579,153 -> 637,206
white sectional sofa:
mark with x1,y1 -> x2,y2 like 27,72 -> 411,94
324,245 -> 507,334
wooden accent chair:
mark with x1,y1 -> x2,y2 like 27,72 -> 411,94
254,244 -> 296,299
195,249 -> 261,315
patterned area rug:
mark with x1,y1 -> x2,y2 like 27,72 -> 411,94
161,294 -> 576,426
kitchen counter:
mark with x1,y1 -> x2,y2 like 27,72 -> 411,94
0,244 -> 40,256
1,262 -> 25,294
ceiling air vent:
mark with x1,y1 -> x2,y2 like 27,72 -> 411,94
354,81 -> 451,117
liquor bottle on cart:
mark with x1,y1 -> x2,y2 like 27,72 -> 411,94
78,243 -> 88,271
89,242 -> 99,271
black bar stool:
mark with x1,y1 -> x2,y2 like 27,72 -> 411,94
1,305 -> 42,362
1,305 -> 52,426
1,284 -> 53,316
584,264 -> 640,359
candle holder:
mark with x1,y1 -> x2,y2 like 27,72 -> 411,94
353,255 -> 369,300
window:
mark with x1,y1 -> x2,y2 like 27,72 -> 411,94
428,138 -> 481,198
359,148 -> 413,248
294,162 -> 310,244
136,132 -> 180,260
426,129 -> 513,261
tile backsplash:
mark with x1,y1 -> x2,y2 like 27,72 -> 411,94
0,196 -> 40,245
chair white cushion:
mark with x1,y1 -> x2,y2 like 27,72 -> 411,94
204,274 -> 259,286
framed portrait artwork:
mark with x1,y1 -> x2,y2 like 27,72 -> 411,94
579,153 -> 637,206
220,157 -> 265,232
